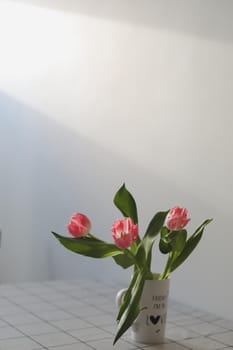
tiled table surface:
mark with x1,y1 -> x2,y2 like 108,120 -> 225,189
0,279 -> 232,350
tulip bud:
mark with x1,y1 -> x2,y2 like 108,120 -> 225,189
67,213 -> 91,238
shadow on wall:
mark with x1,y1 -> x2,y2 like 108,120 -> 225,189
10,0 -> 233,43
0,90 -> 217,286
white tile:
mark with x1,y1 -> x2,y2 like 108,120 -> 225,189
27,286 -> 56,296
0,299 -> 15,307
191,310 -> 207,318
48,344 -> 93,350
23,302 -> 57,312
125,335 -> 170,347
52,299 -> 85,309
31,332 -> 78,347
171,303 -> 195,314
6,295 -> 41,304
167,311 -> 187,322
16,322 -> 58,335
199,313 -> 220,322
69,305 -> 105,318
0,326 -> 23,339
172,315 -> 201,326
210,331 -> 233,346
2,279 -> 233,350
178,336 -> 225,350
166,322 -> 177,329
2,312 -> 41,325
97,303 -> 117,314
0,286 -> 24,297
39,293 -> 68,302
0,337 -> 41,350
102,324 -> 117,334
187,322 -> 226,335
34,310 -> 73,321
67,290 -> 95,299
0,305 -> 23,316
101,286 -> 119,295
213,318 -> 233,330
51,318 -> 92,331
16,282 -> 42,289
19,286 -> 54,295
83,314 -> 115,326
85,296 -> 110,305
45,281 -> 76,291
0,320 -> 7,327
87,338 -> 137,350
145,343 -> 190,350
166,325 -> 199,341
68,326 -> 112,342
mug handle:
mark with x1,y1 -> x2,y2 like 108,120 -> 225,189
115,288 -> 127,308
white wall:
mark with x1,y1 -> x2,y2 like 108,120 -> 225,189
0,0 -> 233,319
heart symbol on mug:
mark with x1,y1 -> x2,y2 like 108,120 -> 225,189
150,315 -> 160,325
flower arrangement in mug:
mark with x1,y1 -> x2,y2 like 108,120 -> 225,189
52,184 -> 212,344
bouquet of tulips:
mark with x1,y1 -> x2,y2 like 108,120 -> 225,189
52,184 -> 212,344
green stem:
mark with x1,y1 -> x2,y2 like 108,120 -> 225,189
146,250 -> 152,274
124,249 -> 140,268
159,251 -> 173,280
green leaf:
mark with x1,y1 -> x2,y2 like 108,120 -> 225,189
52,232 -> 123,258
161,226 -> 170,238
137,211 -> 168,267
114,270 -> 145,344
113,184 -> 138,224
113,253 -> 134,269
159,229 -> 187,256
159,226 -> 172,254
130,241 -> 138,255
170,230 -> 187,255
170,219 -> 212,273
135,243 -> 146,268
116,270 -> 139,322
144,211 -> 169,241
159,237 -> 172,254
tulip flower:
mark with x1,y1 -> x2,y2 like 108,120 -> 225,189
67,213 -> 91,237
165,206 -> 190,231
112,217 -> 138,249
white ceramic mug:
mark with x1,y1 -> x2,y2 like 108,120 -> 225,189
116,279 -> 170,344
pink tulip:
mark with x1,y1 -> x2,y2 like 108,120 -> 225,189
112,217 -> 138,249
67,213 -> 91,238
165,206 -> 190,231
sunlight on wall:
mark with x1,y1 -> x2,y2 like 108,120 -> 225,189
1,0 -> 232,189
0,1 -> 77,85
0,1 -> 128,139
1,1 -> 232,197
0,0 -> 194,176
